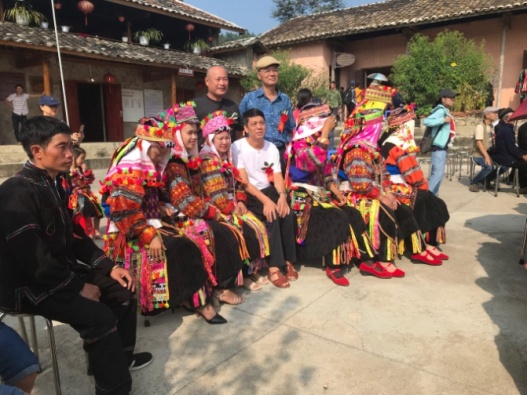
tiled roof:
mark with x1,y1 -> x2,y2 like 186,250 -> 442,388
0,22 -> 246,76
260,0 -> 527,47
208,37 -> 268,54
118,0 -> 245,33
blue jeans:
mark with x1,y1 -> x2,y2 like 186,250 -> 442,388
428,149 -> 447,196
471,157 -> 494,185
0,323 -> 39,387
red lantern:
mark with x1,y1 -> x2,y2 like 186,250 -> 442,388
103,73 -> 117,84
118,15 -> 125,23
54,2 -> 62,10
77,0 -> 94,26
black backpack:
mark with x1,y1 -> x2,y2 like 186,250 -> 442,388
343,88 -> 356,105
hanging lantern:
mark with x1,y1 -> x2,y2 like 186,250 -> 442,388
185,23 -> 194,40
103,73 -> 117,84
118,15 -> 125,23
54,1 -> 62,10
77,0 -> 94,26
195,81 -> 205,90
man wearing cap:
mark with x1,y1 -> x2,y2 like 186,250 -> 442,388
239,55 -> 295,173
39,95 -> 61,117
4,84 -> 41,143
326,81 -> 342,149
491,107 -> 527,191
423,89 -> 458,196
193,65 -> 243,141
469,106 -> 499,192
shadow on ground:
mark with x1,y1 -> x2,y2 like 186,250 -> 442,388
465,211 -> 527,394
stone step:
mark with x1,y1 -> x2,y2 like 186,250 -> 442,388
0,142 -> 118,178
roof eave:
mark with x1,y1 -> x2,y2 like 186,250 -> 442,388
263,5 -> 527,48
107,0 -> 246,33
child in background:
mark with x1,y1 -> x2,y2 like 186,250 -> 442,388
69,146 -> 103,238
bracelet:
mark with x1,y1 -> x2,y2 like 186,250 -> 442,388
278,191 -> 287,195
318,137 -> 329,144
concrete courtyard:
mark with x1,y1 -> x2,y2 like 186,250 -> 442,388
3,165 -> 527,395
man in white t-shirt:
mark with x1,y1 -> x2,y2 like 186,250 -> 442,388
232,108 -> 298,288
4,84 -> 40,143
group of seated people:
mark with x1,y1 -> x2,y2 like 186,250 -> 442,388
471,106 -> 527,192
0,84 -> 450,394
98,92 -> 450,320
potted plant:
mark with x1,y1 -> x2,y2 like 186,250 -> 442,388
163,42 -> 170,50
134,28 -> 163,46
60,25 -> 71,33
122,35 -> 129,43
4,1 -> 46,26
40,18 -> 49,29
192,39 -> 209,55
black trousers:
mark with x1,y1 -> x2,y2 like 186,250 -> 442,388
22,272 -> 136,395
11,113 -> 26,142
265,211 -> 297,267
246,186 -> 297,268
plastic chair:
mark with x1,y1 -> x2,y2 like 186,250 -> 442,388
0,312 -> 61,395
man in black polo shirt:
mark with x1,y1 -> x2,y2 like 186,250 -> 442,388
193,65 -> 243,141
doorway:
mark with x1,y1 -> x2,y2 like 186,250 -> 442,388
78,83 -> 105,142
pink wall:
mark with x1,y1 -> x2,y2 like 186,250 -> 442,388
285,13 -> 527,108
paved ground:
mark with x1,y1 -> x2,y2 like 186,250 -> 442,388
3,165 -> 527,395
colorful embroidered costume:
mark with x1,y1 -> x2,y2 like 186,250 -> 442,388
199,111 -> 269,274
102,117 -> 208,313
380,108 -> 449,248
68,168 -> 103,238
286,103 -> 368,266
162,104 -> 247,291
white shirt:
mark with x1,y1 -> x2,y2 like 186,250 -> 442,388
6,93 -> 30,116
232,138 -> 281,190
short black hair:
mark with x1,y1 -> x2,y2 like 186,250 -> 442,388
20,116 -> 72,159
242,108 -> 265,126
15,84 -> 24,89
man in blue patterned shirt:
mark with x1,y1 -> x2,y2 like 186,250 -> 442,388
239,55 -> 295,173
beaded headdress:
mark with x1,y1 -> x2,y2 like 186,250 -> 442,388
200,111 -> 235,138
134,117 -> 176,148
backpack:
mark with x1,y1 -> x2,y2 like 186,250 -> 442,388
419,126 -> 435,154
343,88 -> 356,105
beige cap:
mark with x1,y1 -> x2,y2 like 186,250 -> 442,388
256,55 -> 281,70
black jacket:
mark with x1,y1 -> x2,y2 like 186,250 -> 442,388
0,162 -> 114,312
491,122 -> 523,166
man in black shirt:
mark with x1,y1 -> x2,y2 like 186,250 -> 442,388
193,65 -> 244,141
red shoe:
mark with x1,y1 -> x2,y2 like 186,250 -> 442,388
381,262 -> 405,278
410,253 -> 442,266
358,262 -> 393,279
325,267 -> 350,286
428,249 -> 449,260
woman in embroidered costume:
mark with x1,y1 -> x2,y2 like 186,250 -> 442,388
287,98 -> 376,285
102,117 -> 224,324
379,106 -> 450,264
162,103 -> 248,313
333,73 -> 420,277
68,146 -> 103,238
199,111 -> 270,292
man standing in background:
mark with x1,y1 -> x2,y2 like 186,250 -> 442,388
193,65 -> 244,141
326,81 -> 342,150
239,56 -> 295,172
4,84 -> 40,143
